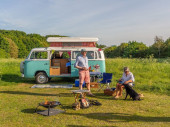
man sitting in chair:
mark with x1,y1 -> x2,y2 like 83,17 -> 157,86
114,67 -> 135,99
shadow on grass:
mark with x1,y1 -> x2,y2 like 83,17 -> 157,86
21,108 -> 38,114
1,74 -> 34,84
66,125 -> 116,127
0,91 -> 72,97
66,125 -> 91,127
92,92 -> 114,100
93,91 -> 144,101
60,105 -> 72,110
1,74 -> 76,84
50,77 -> 76,83
66,112 -> 170,123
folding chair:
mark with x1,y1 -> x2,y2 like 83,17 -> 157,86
97,73 -> 113,92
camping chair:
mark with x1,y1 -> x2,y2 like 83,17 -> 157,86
97,73 -> 113,92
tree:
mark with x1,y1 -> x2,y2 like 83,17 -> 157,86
96,43 -> 107,49
5,38 -> 18,58
0,29 -> 67,58
45,35 -> 67,38
0,35 -> 10,55
16,40 -> 28,58
0,49 -> 9,58
150,36 -> 164,58
104,46 -> 117,58
115,43 -> 128,57
163,38 -> 170,57
123,41 -> 148,58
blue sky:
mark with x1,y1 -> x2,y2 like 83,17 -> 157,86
0,0 -> 170,46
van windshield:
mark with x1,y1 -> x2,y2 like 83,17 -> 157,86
30,51 -> 48,59
72,51 -> 95,59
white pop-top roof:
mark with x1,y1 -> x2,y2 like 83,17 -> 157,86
31,47 -> 99,51
47,37 -> 99,42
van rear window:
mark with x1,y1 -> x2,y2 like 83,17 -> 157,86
30,51 -> 47,59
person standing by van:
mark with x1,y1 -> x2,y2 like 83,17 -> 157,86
74,49 -> 95,97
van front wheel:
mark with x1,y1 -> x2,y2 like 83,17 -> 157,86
35,72 -> 48,84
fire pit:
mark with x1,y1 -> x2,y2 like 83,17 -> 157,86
39,101 -> 61,108
35,101 -> 65,116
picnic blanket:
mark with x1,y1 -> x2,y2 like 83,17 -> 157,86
31,84 -> 73,88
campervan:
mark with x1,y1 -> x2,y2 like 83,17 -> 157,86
20,37 -> 106,84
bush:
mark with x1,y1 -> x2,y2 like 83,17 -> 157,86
0,49 -> 10,58
6,38 -> 18,58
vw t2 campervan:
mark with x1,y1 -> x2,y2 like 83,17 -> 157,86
20,37 -> 106,84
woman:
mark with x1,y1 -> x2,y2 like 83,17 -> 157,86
114,67 -> 135,99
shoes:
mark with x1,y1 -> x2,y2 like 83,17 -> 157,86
114,96 -> 119,99
89,100 -> 102,106
79,94 -> 83,98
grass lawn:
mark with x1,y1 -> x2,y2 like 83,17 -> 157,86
0,58 -> 170,127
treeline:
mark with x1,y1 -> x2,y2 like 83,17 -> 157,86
97,36 -> 170,58
0,29 -> 170,59
0,30 -> 65,58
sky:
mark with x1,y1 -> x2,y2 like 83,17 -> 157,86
0,0 -> 170,46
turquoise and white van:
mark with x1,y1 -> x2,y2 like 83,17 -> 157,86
20,37 -> 106,84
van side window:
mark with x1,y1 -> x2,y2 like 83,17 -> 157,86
95,51 -> 97,59
98,51 -> 102,59
86,51 -> 94,59
72,51 -> 81,59
30,51 -> 47,59
72,51 -> 94,59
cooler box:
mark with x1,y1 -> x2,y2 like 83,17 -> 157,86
75,79 -> 86,87
90,82 -> 99,88
104,88 -> 116,96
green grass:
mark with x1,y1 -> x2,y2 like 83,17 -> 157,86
106,58 -> 170,95
0,58 -> 170,127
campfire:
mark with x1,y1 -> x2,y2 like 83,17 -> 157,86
44,99 -> 55,105
44,100 -> 56,106
39,99 -> 61,108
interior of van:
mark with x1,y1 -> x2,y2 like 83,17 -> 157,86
50,51 -> 71,76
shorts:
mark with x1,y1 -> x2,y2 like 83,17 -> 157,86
79,70 -> 90,84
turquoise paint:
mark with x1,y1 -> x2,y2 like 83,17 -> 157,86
23,59 -> 105,78
71,60 -> 106,77
24,60 -> 50,78
71,60 -> 79,77
89,60 -> 106,73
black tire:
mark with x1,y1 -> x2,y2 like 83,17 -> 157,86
35,72 -> 48,84
90,76 -> 95,82
48,78 -> 52,81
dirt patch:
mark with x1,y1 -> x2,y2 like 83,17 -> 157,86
18,83 -> 30,87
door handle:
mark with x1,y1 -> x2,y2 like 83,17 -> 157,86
44,63 -> 49,65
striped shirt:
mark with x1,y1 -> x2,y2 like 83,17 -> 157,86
74,55 -> 89,69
